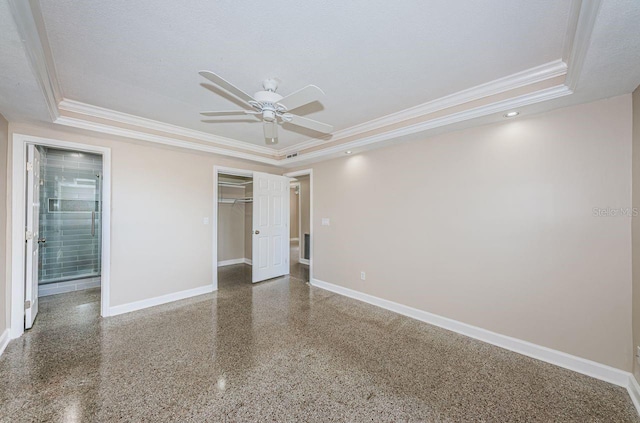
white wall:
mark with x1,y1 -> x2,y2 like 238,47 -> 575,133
304,95 -> 633,371
4,122 -> 278,314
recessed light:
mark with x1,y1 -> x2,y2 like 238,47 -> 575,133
345,150 -> 352,155
504,111 -> 519,118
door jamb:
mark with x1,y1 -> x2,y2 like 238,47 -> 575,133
10,134 -> 112,339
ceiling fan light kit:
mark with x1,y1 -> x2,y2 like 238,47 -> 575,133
199,71 -> 333,145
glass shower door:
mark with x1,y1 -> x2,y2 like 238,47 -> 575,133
38,148 -> 103,285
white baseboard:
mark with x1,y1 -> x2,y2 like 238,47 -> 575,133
39,277 -> 101,297
218,258 -> 252,267
244,258 -> 252,265
0,328 -> 9,358
299,258 -> 310,265
108,285 -> 213,316
310,278 -> 635,391
628,375 -> 640,415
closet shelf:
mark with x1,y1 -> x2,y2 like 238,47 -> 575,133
218,197 -> 253,204
218,181 -> 253,188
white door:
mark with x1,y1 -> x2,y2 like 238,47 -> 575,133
25,145 -> 42,329
252,172 -> 290,283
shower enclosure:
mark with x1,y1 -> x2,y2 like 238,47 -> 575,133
38,147 -> 103,286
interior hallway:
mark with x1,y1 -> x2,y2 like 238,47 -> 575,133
0,272 -> 637,422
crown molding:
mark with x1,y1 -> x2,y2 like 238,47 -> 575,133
564,0 -> 602,90
54,115 -> 280,166
13,0 -> 600,167
58,99 -> 277,156
281,85 -> 572,167
8,0 -> 62,121
276,59 -> 568,157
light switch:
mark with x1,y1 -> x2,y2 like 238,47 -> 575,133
203,217 -> 210,225
322,218 -> 330,226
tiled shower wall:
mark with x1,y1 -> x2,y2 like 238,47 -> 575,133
38,147 -> 103,284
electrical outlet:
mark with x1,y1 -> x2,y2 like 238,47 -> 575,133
203,217 -> 210,225
360,271 -> 366,281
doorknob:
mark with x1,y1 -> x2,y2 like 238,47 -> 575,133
37,237 -> 46,244
254,230 -> 260,235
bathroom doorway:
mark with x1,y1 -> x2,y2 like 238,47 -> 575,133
10,134 -> 111,338
25,145 -> 103,329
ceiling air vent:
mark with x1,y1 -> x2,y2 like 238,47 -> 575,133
286,152 -> 299,159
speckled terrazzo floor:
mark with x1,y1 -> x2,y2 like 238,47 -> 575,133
1,267 -> 638,422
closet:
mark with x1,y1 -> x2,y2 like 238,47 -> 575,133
217,174 -> 253,268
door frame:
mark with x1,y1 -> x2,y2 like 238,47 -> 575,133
212,165 -> 254,291
10,134 -> 112,339
283,169 -> 313,278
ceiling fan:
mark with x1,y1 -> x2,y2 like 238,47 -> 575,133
199,71 -> 333,144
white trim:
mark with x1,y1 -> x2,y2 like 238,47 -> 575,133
7,0 -> 62,121
564,0 -> 602,90
55,115 -> 280,166
310,278 -> 632,389
244,258 -> 252,265
277,59 -> 567,156
282,85 -> 572,166
59,99 -> 276,156
10,134 -> 112,338
38,277 -> 101,297
108,285 -> 213,316
290,238 -> 299,242
627,375 -> 640,416
0,329 -> 10,358
283,169 -> 313,281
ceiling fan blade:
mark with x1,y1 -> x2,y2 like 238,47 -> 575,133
283,114 -> 333,133
200,110 -> 255,117
277,85 -> 325,111
199,71 -> 255,104
263,121 -> 278,140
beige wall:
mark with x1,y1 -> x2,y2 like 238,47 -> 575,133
0,114 -> 8,335
290,186 -> 299,239
305,95 -> 633,371
5,122 -> 278,313
633,85 -> 640,380
217,186 -> 245,262
299,176 -> 310,256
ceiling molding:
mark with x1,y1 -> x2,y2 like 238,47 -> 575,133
276,59 -> 568,157
14,0 -> 600,168
281,85 -> 573,167
8,0 -> 62,121
564,0 -> 602,90
54,115 -> 280,166
58,99 -> 276,156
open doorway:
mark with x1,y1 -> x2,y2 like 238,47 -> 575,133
11,135 -> 111,339
289,175 -> 310,282
284,169 -> 312,283
214,167 -> 291,290
26,145 -> 103,330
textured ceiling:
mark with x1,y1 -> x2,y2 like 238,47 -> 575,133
37,0 -> 571,149
0,1 -> 50,122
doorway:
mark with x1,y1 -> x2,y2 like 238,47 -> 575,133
213,167 -> 291,290
25,145 -> 104,329
289,175 -> 310,282
10,134 -> 111,339
284,169 -> 313,283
